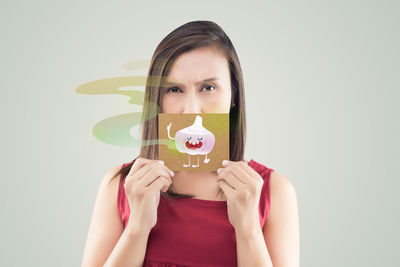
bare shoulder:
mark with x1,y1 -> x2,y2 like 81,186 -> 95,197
102,165 -> 123,185
269,171 -> 297,200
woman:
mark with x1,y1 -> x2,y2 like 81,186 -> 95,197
82,20 -> 299,267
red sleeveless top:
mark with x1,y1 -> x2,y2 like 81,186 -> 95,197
117,158 -> 274,267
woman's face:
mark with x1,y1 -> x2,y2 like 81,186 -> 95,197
160,46 -> 232,114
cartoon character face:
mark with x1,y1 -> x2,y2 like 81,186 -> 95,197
174,116 -> 215,155
184,136 -> 204,149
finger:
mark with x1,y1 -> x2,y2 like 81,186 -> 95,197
223,161 -> 256,183
218,165 -> 247,184
237,161 -> 260,180
138,168 -> 173,188
132,162 -> 173,182
217,170 -> 244,190
217,179 -> 235,198
229,163 -> 254,184
128,157 -> 164,178
147,176 -> 171,193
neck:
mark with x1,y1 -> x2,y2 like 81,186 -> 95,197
171,170 -> 220,196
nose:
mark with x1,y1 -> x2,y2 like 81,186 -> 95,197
182,94 -> 202,113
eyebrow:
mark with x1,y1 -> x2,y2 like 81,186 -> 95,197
163,77 -> 220,86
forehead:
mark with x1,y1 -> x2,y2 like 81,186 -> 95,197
165,46 -> 229,84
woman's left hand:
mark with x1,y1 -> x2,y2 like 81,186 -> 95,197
216,160 -> 264,231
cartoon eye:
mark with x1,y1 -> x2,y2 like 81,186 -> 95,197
186,136 -> 192,140
197,137 -> 203,141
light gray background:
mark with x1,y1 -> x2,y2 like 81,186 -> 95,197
1,0 -> 398,266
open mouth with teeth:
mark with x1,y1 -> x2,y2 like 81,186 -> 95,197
185,140 -> 203,149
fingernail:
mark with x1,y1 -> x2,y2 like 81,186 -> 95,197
169,170 -> 175,177
222,160 -> 229,167
217,168 -> 221,174
158,160 -> 164,165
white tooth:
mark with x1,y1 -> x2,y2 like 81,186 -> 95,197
196,141 -> 199,144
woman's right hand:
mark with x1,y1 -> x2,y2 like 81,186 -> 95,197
124,157 -> 174,233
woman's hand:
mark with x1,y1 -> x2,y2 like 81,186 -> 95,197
124,157 -> 174,233
216,160 -> 263,231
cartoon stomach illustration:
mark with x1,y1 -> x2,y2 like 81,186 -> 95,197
167,115 -> 215,168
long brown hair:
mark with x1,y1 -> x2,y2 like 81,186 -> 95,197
111,20 -> 247,199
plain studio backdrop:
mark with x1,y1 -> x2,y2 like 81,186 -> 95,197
1,0 -> 398,266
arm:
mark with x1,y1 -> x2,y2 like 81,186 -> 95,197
235,226 -> 273,267
263,172 -> 300,267
235,172 -> 300,267
167,123 -> 175,140
81,166 -> 150,267
103,222 -> 150,267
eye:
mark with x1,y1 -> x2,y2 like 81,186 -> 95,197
166,87 -> 182,93
201,84 -> 216,92
197,137 -> 203,141
186,136 -> 192,140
